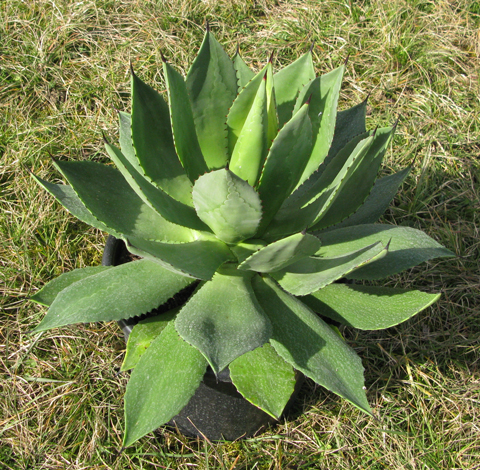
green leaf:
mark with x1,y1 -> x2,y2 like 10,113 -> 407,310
32,260 -> 195,333
252,276 -> 371,414
293,65 -> 345,187
30,266 -> 112,306
53,160 -> 196,243
127,235 -> 235,281
186,30 -> 238,170
230,343 -> 296,419
175,265 -> 271,373
230,239 -> 267,264
263,134 -> 373,240
105,142 -> 207,231
31,174 -> 117,237
121,309 -> 178,371
123,321 -> 207,447
192,169 -> 262,244
317,224 -> 455,280
273,50 -> 315,127
118,111 -> 137,166
130,71 -> 193,205
318,168 -> 411,231
265,62 -> 279,146
233,51 -> 255,89
229,75 -> 268,186
227,65 -> 266,155
238,232 -> 321,273
256,102 -> 312,231
302,284 -> 441,330
270,241 -> 387,296
312,127 -> 396,230
163,60 -> 209,182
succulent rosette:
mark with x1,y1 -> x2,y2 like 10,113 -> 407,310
30,28 -> 453,446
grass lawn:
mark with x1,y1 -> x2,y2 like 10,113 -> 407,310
1,0 -> 479,468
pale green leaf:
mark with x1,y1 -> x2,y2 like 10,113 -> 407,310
175,265 -> 271,373
229,75 -> 268,186
230,343 -> 296,419
186,30 -> 238,169
121,309 -> 178,371
274,50 -> 315,127
302,284 -> 441,330
163,60 -> 208,181
32,260 -> 195,333
317,224 -> 455,280
30,266 -> 111,307
123,321 -> 207,447
238,232 -> 321,273
252,276 -> 371,414
130,71 -> 193,205
192,169 -> 262,243
233,51 -> 255,89
270,241 -> 387,296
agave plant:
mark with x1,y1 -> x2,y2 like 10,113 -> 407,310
30,28 -> 453,447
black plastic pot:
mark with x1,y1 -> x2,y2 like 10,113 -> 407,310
102,235 -> 304,440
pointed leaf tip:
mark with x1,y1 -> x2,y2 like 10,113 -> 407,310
160,51 -> 167,63
205,19 -> 210,31
129,62 -> 135,76
393,116 -> 400,129
344,53 -> 350,66
305,93 -> 313,105
309,42 -> 315,53
101,131 -> 109,144
268,51 -> 274,64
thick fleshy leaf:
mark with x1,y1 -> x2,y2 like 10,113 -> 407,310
274,50 -> 315,127
175,265 -> 271,373
312,127 -> 395,230
293,65 -> 345,187
317,225 -> 455,280
163,60 -> 208,182
123,321 -> 207,447
230,343 -> 296,419
186,30 -> 238,169
233,51 -> 255,89
229,75 -> 268,186
256,102 -> 312,231
127,235 -> 235,281
238,232 -> 321,273
121,309 -> 178,371
227,65 -> 266,155
32,260 -> 195,333
118,111 -> 137,166
270,241 -> 387,296
265,62 -> 278,146
105,142 -> 207,231
319,168 -> 411,231
263,134 -> 373,240
230,239 -> 267,264
30,266 -> 111,307
302,284 -> 441,330
252,276 -> 371,414
53,160 -> 195,243
31,174 -> 116,236
130,71 -> 193,205
192,169 -> 262,244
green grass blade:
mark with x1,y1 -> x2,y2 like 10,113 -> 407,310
252,276 -> 371,414
238,232 -> 321,273
175,265 -> 271,374
270,241 -> 387,296
186,30 -> 238,170
123,321 -> 207,447
32,260 -> 195,333
230,343 -> 296,419
317,224 -> 456,280
163,60 -> 208,182
131,70 -> 193,205
192,169 -> 262,244
274,50 -> 315,127
302,284 -> 441,330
